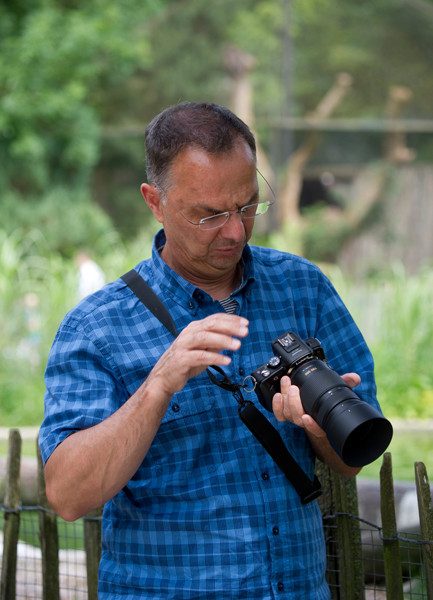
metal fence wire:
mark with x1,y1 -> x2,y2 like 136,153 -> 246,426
1,503 -> 433,600
1,505 -> 88,600
323,512 -> 430,599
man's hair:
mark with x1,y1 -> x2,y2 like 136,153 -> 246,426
144,102 -> 256,192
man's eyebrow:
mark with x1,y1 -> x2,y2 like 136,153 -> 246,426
194,190 -> 260,214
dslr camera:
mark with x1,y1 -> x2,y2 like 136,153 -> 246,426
251,331 -> 392,467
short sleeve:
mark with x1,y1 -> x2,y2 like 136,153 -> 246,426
39,320 -> 128,465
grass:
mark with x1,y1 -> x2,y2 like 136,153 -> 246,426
1,229 -> 432,424
326,263 -> 433,422
0,510 -> 86,552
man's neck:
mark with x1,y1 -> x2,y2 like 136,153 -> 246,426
199,263 -> 243,301
160,246 -> 243,301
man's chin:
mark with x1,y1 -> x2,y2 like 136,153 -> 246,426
210,249 -> 243,269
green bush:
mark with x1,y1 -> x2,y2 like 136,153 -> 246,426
2,188 -> 118,257
327,263 -> 433,420
0,226 -> 156,426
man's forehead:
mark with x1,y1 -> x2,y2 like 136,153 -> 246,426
173,140 -> 255,169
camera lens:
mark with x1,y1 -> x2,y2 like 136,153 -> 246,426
291,359 -> 393,467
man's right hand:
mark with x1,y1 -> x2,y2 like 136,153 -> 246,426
147,313 -> 249,398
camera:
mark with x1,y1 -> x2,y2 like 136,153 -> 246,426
251,331 -> 393,467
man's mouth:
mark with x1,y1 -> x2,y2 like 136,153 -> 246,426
215,244 -> 243,255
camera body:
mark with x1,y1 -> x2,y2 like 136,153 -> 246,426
251,331 -> 393,467
252,332 -> 327,412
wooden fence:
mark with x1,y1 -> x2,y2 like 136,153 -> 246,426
1,428 -> 433,599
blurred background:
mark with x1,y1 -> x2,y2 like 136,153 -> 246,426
1,0 -> 432,464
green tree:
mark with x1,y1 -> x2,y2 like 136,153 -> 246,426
0,0 -> 156,194
2,0 -> 433,250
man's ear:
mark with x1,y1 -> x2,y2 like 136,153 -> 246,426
141,183 -> 164,223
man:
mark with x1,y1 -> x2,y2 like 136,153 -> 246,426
40,102 -> 380,599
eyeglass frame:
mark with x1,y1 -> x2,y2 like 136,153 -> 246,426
155,169 -> 275,232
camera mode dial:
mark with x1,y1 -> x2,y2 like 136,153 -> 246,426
267,356 -> 281,368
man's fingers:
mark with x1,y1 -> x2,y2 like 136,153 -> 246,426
178,314 -> 249,355
150,314 -> 249,396
272,376 -> 304,424
197,313 -> 249,337
341,372 -> 361,388
301,414 -> 327,439
187,330 -> 242,352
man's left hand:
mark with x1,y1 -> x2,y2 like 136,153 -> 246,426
272,373 -> 362,477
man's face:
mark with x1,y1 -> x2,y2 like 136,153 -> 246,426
146,140 -> 258,285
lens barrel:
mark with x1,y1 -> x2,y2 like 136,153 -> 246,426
291,360 -> 393,467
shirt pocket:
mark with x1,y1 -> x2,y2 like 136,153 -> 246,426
127,374 -> 222,500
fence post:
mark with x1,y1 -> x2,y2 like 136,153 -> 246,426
318,463 -> 339,596
37,442 -> 60,600
84,507 -> 102,600
415,461 -> 433,598
380,452 -> 404,599
317,463 -> 364,599
333,471 -> 365,599
0,428 -> 21,600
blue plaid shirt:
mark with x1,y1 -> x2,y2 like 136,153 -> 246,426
40,229 -> 379,599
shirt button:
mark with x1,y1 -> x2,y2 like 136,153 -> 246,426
196,292 -> 204,301
172,403 -> 180,413
238,367 -> 245,376
188,301 -> 194,309
261,472 -> 269,480
272,526 -> 279,536
277,582 -> 285,592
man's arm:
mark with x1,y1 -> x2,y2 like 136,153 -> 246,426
272,374 -> 362,478
44,313 -> 249,521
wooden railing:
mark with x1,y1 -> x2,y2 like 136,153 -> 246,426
1,428 -> 433,599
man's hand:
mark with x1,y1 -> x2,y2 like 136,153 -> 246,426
148,313 -> 249,398
272,373 -> 362,477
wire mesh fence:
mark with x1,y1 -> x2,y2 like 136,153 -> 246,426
1,503 -> 433,599
323,512 -> 430,599
1,506 -> 89,600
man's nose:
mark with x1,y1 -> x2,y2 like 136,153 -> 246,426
220,210 -> 245,238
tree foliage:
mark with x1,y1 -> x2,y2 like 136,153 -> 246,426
0,0 -> 155,193
1,0 -> 433,250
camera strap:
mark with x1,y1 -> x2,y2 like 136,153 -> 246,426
208,369 -> 322,505
121,269 -> 322,505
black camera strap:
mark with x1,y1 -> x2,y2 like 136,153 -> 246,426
121,269 -> 322,505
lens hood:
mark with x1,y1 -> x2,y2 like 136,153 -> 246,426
322,396 -> 393,467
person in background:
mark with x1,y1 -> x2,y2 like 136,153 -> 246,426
40,102 -> 382,599
74,250 -> 106,300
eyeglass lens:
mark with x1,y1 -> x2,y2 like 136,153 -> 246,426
199,201 -> 270,230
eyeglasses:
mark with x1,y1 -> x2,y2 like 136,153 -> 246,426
163,197 -> 273,231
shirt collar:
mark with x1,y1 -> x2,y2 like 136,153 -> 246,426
136,229 -> 255,303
